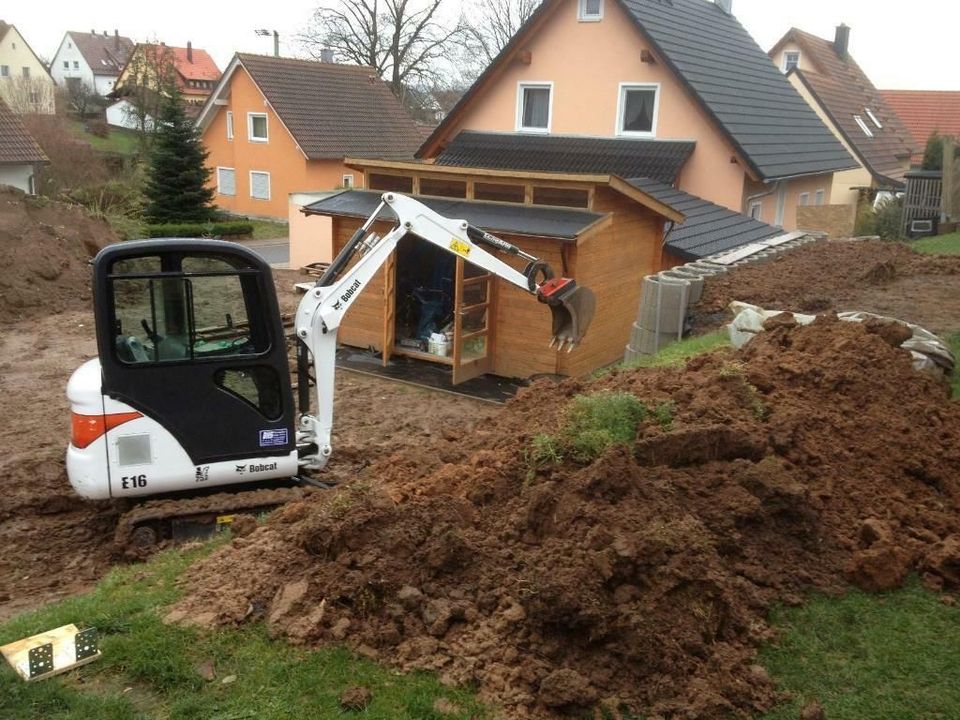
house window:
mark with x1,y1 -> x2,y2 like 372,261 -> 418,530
217,168 -> 236,196
865,108 -> 883,129
749,202 -> 762,220
250,171 -> 271,200
0,66 -> 8,78
517,83 -> 552,132
618,84 -> 659,136
73,61 -> 79,69
63,61 -> 69,69
342,174 -> 354,188
22,67 -> 30,78
226,111 -> 234,140
578,0 -> 603,21
782,51 -> 800,73
798,192 -> 810,207
248,112 -> 268,142
853,115 -> 874,138
814,189 -> 825,206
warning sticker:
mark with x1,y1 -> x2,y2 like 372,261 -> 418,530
449,238 -> 471,257
259,428 -> 289,447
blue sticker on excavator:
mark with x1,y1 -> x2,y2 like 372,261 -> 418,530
259,429 -> 288,447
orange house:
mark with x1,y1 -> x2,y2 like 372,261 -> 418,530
417,0 -> 858,259
196,54 -> 423,222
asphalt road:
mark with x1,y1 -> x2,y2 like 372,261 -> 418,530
241,238 -> 290,267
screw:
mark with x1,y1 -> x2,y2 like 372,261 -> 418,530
299,329 -> 308,337
314,288 -> 322,297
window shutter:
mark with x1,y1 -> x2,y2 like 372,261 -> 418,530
218,168 -> 236,196
250,172 -> 270,200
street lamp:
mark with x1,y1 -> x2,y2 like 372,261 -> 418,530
255,29 -> 279,57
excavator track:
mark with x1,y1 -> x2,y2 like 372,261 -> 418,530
113,486 -> 310,558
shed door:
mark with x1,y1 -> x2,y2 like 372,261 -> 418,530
382,252 -> 396,366
452,258 -> 495,384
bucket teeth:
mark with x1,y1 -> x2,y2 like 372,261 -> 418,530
545,285 -> 596,351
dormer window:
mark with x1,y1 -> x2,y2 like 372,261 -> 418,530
865,108 -> 883,129
578,0 -> 603,21
854,114 -> 874,138
782,51 -> 800,73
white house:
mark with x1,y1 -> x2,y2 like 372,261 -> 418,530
0,97 -> 47,193
105,98 -> 154,131
50,30 -> 134,97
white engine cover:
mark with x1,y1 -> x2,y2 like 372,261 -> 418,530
66,359 -> 298,500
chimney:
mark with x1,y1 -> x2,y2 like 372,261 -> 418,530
834,23 -> 850,58
715,0 -> 732,14
91,29 -> 95,36
187,41 -> 193,63
103,30 -> 107,36
320,48 -> 335,63
114,29 -> 119,49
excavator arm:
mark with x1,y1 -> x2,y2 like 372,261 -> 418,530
294,192 -> 596,470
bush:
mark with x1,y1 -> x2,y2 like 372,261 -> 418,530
86,120 -> 110,138
143,221 -> 254,239
874,196 -> 904,241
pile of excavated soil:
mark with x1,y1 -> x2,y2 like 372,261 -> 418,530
168,316 -> 960,719
0,186 -> 115,323
693,240 -> 960,336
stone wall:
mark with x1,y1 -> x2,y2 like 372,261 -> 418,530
797,203 -> 856,239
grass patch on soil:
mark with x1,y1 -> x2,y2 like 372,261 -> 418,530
911,231 -> 960,255
627,330 -> 731,369
758,580 -> 960,720
0,542 -> 483,720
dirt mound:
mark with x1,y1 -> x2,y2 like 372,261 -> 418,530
693,240 -> 960,334
168,317 -> 960,718
0,186 -> 115,323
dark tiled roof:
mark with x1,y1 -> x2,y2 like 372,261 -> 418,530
619,0 -> 855,181
435,132 -> 694,184
628,177 -> 780,260
0,99 -> 47,164
237,54 -> 423,161
777,29 -> 913,186
303,190 -> 606,241
67,31 -> 134,77
880,90 -> 960,162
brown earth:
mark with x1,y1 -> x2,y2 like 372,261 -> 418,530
166,316 -> 960,719
693,239 -> 960,335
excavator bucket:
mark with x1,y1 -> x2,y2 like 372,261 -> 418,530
537,278 -> 597,352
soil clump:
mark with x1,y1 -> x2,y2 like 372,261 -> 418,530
169,317 -> 960,718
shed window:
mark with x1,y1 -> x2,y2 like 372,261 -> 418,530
474,182 -> 525,204
250,171 -> 270,200
782,51 -> 800,73
248,112 -> 268,142
419,177 -> 467,198
532,186 -> 589,208
368,174 -> 413,193
618,84 -> 658,136
217,167 -> 236,196
579,0 -> 602,20
518,83 -> 551,132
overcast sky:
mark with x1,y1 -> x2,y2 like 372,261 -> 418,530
8,0 -> 957,91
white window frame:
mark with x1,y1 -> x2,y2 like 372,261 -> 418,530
216,167 -> 236,196
748,201 -> 763,220
814,189 -> 825,206
782,51 -> 800,73
249,170 -> 271,201
798,192 -> 810,207
616,82 -> 660,138
578,0 -> 603,21
516,82 -> 553,133
247,112 -> 269,143
853,114 -> 874,138
865,108 -> 883,129
226,111 -> 234,141
342,174 -> 355,188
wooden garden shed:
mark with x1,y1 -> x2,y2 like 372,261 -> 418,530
302,160 -> 682,384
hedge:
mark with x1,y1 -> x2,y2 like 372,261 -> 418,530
143,221 -> 254,239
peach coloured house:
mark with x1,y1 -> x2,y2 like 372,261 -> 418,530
196,54 -> 424,226
417,0 -> 857,257
769,26 -> 914,207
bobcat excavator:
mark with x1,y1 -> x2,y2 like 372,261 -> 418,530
66,193 -> 595,547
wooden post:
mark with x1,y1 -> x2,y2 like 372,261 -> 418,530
942,137 -> 956,222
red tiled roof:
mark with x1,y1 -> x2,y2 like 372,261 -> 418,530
138,43 -> 221,82
66,31 -> 134,77
773,28 -> 914,184
880,90 -> 960,159
0,98 -> 47,164
227,54 -> 423,160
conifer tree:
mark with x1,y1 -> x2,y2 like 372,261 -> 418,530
144,93 -> 215,223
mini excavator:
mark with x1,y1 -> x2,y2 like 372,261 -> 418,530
66,193 -> 595,539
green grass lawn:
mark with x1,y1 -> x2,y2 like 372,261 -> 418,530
0,543 -> 483,720
911,231 -> 960,255
65,118 -> 141,157
247,218 -> 289,241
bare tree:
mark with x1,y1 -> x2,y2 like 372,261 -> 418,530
463,0 -> 540,65
64,78 -> 98,119
0,76 -> 56,115
299,0 -> 464,94
114,43 -> 178,146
